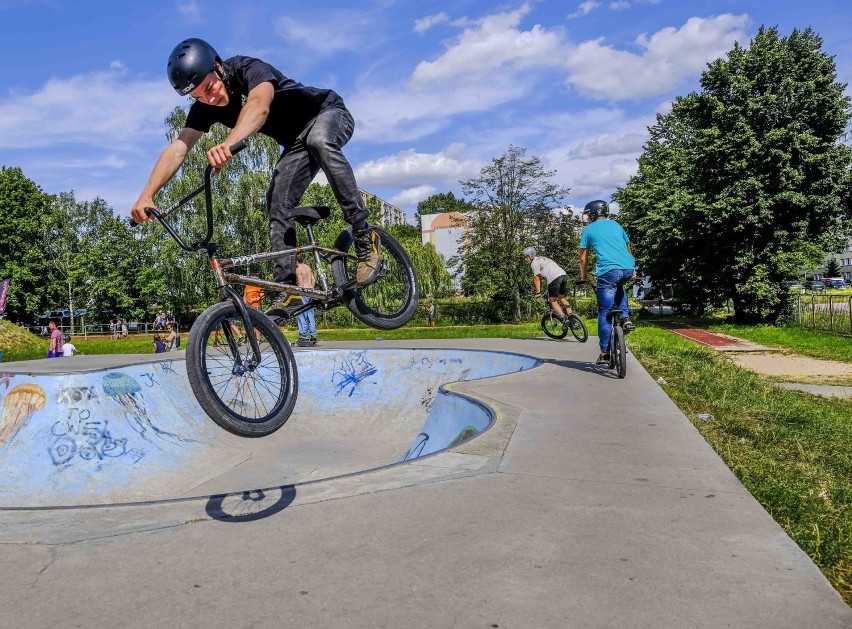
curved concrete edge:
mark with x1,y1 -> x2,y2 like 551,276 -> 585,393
0,364 -> 526,544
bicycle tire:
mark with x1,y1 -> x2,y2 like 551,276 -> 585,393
567,313 -> 588,343
331,227 -> 419,330
186,301 -> 298,437
541,312 -> 568,339
613,325 -> 627,379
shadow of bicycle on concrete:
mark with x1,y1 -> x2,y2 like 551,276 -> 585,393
538,357 -> 627,379
205,485 -> 297,523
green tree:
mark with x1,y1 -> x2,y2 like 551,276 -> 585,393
614,26 -> 852,322
0,167 -> 55,321
460,146 -> 569,321
824,257 -> 841,277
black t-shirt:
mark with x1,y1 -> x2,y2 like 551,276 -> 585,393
184,56 -> 344,147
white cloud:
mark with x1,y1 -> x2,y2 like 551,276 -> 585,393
0,65 -> 177,149
609,1 -> 630,9
568,2 -> 601,20
177,0 -> 202,22
410,3 -> 564,88
389,185 -> 437,208
414,12 -> 449,34
356,146 -> 481,188
351,4 -> 566,141
567,158 -> 638,197
275,11 -> 376,55
565,133 -> 646,159
565,14 -> 751,100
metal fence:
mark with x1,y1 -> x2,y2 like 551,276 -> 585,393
791,293 -> 852,335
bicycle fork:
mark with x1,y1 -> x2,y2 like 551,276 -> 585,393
210,252 -> 263,370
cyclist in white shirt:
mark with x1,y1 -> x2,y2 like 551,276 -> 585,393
522,247 -> 574,325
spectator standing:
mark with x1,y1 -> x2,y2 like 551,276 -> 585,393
427,301 -> 436,328
295,259 -> 317,345
47,321 -> 63,358
110,318 -> 119,340
166,323 -> 179,351
120,318 -> 129,339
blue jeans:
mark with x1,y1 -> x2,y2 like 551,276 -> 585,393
296,296 -> 317,340
266,103 -> 367,284
596,269 -> 633,352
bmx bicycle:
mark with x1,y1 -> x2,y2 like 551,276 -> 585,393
603,305 -> 628,379
132,140 -> 419,436
578,279 -> 629,378
539,293 -> 588,342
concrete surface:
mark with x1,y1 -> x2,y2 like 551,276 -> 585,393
0,338 -> 849,628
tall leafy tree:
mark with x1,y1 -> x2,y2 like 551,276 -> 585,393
614,26 -> 852,322
459,146 -> 569,321
0,167 -> 55,321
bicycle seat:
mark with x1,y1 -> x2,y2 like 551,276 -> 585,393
290,205 -> 331,227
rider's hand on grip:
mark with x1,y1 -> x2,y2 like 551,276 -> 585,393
128,207 -> 154,228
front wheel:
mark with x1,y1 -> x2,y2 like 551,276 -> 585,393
566,313 -> 588,343
612,325 -> 627,379
331,227 -> 419,330
186,302 -> 298,437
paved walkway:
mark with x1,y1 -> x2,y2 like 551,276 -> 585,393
1,338 -> 849,628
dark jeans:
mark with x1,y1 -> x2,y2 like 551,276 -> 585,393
266,104 -> 368,284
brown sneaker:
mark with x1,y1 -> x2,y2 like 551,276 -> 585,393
596,352 -> 610,365
354,227 -> 381,284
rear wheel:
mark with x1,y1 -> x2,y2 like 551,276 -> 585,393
331,227 -> 419,330
186,302 -> 298,437
613,325 -> 627,379
541,312 -> 568,339
566,313 -> 588,343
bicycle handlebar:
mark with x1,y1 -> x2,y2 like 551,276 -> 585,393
128,139 -> 248,229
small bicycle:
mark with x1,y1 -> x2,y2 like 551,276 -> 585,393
539,294 -> 588,342
133,140 -> 419,437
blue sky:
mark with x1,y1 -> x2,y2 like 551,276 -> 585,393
1,0 -> 851,222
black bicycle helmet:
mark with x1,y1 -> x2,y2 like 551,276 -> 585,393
583,200 -> 609,221
167,38 -> 220,96
63,334 -> 70,343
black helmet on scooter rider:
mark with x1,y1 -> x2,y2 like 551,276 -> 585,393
583,200 -> 609,221
167,38 -> 221,96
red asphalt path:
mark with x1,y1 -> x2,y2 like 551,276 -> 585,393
658,322 -> 752,349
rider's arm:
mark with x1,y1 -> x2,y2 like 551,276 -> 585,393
207,82 -> 275,169
579,248 -> 589,282
533,275 -> 541,295
131,128 -> 202,223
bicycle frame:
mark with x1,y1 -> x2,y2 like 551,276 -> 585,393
140,140 -> 357,367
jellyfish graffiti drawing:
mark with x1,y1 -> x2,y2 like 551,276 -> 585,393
0,382 -> 47,444
101,372 -> 187,447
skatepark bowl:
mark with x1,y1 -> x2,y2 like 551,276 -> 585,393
0,348 -> 538,510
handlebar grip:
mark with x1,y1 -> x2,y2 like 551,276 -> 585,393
127,208 -> 154,228
230,139 -> 248,155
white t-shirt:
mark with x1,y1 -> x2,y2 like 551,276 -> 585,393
62,342 -> 76,357
530,256 -> 566,284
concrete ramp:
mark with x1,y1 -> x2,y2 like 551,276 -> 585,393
0,349 -> 536,507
